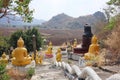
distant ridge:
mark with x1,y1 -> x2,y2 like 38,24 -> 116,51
41,11 -> 107,29
0,15 -> 45,27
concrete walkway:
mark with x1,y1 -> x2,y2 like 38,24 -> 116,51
31,46 -> 120,80
31,58 -> 68,80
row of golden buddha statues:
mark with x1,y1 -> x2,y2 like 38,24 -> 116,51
0,34 -> 100,66
0,37 -> 62,66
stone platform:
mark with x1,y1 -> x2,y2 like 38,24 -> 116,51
68,52 -> 84,61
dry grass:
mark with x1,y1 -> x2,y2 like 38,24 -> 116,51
104,23 -> 120,64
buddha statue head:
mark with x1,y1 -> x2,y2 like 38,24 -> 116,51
2,52 -> 7,59
91,35 -> 97,44
17,37 -> 24,47
57,48 -> 61,53
49,41 -> 52,46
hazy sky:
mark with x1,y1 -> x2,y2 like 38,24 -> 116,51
30,0 -> 109,20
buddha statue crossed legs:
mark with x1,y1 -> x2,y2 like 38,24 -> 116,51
12,37 -> 32,66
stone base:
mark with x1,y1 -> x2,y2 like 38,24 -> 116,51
6,60 -> 36,72
61,50 -> 67,55
68,52 -> 84,61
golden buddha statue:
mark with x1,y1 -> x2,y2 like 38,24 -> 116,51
48,41 -> 53,49
35,50 -> 43,64
73,38 -> 77,48
11,37 -> 32,66
45,47 -> 52,55
84,35 -> 99,60
35,50 -> 41,64
45,46 -> 53,58
39,54 -> 43,64
56,48 -> 62,62
0,52 -> 8,64
31,53 -> 34,60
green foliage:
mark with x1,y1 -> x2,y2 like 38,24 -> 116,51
0,0 -> 33,22
25,28 -> 43,52
0,63 -> 6,74
26,68 -> 35,79
0,36 -> 10,56
107,0 -> 120,6
106,0 -> 120,15
0,73 -> 10,80
9,28 -> 43,52
105,17 -> 116,30
0,63 -> 10,80
9,30 -> 25,48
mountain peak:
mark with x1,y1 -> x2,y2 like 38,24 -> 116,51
41,11 -> 107,29
51,13 -> 73,21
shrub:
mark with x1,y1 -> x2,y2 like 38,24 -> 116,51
26,68 -> 35,79
0,63 -> 10,80
9,28 -> 43,52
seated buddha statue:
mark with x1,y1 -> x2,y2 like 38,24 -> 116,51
45,46 -> 53,58
0,52 -> 8,64
56,48 -> 62,62
84,35 -> 99,60
39,54 -> 43,64
73,38 -> 77,48
11,37 -> 32,66
48,41 -> 53,50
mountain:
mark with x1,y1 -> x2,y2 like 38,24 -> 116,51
41,11 -> 107,29
0,15 -> 45,27
41,13 -> 74,29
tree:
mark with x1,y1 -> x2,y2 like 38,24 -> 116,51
107,0 -> 120,15
9,30 -> 25,48
103,0 -> 120,30
25,28 -> 43,52
9,28 -> 43,52
0,0 -> 33,22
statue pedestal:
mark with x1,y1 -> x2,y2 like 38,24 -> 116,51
73,24 -> 93,54
45,54 -> 53,58
6,60 -> 35,72
68,52 -> 84,61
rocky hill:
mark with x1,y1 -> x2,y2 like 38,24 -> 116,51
41,11 -> 107,29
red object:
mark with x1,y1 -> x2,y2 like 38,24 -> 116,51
45,54 -> 53,58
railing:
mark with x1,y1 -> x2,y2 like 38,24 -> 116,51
54,61 -> 101,80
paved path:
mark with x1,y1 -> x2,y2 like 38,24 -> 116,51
31,46 -> 119,80
31,58 -> 68,80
